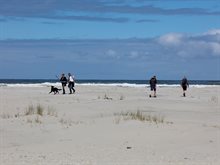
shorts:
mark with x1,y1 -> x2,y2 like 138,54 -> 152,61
182,85 -> 187,91
150,85 -> 156,91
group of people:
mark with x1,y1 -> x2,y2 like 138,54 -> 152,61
58,73 -> 189,97
60,73 -> 75,94
149,76 -> 189,97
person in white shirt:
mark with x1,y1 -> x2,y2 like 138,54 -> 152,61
68,73 -> 75,94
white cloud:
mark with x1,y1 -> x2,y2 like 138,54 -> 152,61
0,30 -> 219,79
157,30 -> 220,57
210,42 -> 220,56
185,40 -> 220,57
204,29 -> 220,35
177,50 -> 188,58
1,29 -> 220,64
129,51 -> 139,59
105,49 -> 120,59
158,33 -> 184,46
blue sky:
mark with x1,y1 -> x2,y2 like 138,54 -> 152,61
0,0 -> 219,80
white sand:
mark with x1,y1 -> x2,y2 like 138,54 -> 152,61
0,85 -> 219,165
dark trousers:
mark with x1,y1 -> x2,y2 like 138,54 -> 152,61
62,84 -> 66,94
68,82 -> 75,94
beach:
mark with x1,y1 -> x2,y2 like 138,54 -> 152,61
0,85 -> 219,165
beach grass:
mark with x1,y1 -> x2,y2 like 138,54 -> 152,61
104,93 -> 113,100
119,94 -> 125,100
25,104 -> 57,117
114,110 -> 165,124
25,104 -> 35,116
1,104 -> 57,124
36,104 -> 44,116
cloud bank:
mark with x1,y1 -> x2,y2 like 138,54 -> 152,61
0,29 -> 219,79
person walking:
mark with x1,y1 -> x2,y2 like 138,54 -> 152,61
181,76 -> 189,97
68,73 -> 75,94
60,73 -> 67,94
149,75 -> 157,98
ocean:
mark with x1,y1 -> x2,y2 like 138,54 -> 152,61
0,79 -> 219,88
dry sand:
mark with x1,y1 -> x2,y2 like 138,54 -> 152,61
0,85 -> 219,165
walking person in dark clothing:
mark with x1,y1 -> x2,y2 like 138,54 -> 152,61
149,76 -> 157,98
60,73 -> 67,94
181,76 -> 189,97
68,73 -> 75,94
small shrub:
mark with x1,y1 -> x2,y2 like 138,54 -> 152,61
25,104 -> 35,116
104,94 -> 113,100
211,96 -> 218,104
47,106 -> 57,117
119,95 -> 125,100
114,110 -> 165,124
14,112 -> 20,118
24,104 -> 57,124
0,113 -> 12,119
35,116 -> 42,124
59,118 -> 83,127
114,116 -> 121,124
27,118 -> 33,123
26,116 -> 42,124
1,104 -> 57,125
36,104 -> 44,116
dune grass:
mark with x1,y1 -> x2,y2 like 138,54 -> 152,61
119,94 -> 125,100
114,110 -> 165,124
0,104 -> 57,125
24,104 -> 58,124
210,96 -> 218,104
25,104 -> 57,117
36,104 -> 44,116
104,93 -> 113,100
25,104 -> 35,116
25,104 -> 44,116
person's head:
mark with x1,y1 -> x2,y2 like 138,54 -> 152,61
61,73 -> 65,77
68,73 -> 71,76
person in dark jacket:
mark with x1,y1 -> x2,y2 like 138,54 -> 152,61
149,76 -> 157,97
60,73 -> 67,94
181,76 -> 189,97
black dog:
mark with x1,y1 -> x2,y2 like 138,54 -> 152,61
49,86 -> 61,94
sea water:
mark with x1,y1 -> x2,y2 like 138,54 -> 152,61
0,79 -> 219,88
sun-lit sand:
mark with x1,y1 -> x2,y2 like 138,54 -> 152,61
0,85 -> 219,165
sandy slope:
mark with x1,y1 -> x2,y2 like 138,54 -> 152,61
0,85 -> 219,165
